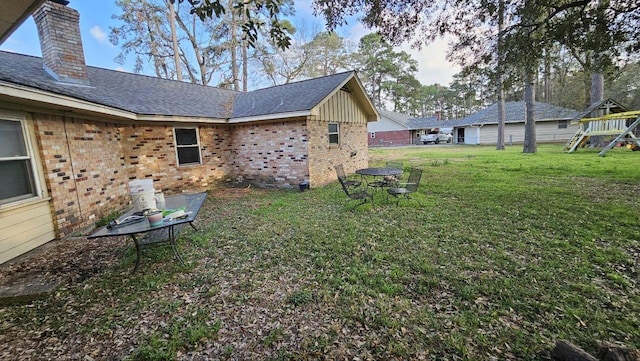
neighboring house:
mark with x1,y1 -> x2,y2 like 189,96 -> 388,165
414,101 -> 579,145
0,1 -> 378,264
367,109 -> 438,146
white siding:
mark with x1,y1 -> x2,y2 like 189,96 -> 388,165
477,120 -> 580,145
0,109 -> 55,264
0,199 -> 55,264
462,126 -> 480,145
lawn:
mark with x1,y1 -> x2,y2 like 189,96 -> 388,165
1,144 -> 639,360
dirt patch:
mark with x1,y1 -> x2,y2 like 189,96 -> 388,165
0,236 -> 125,305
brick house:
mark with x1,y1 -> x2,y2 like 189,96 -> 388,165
0,1 -> 378,264
368,109 -> 441,147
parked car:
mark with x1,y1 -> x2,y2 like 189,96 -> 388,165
421,130 -> 452,144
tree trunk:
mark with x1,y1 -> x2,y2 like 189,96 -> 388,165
496,0 -> 505,150
598,342 -> 640,361
589,71 -> 606,147
523,68 -> 537,153
591,73 -> 604,105
544,48 -> 551,102
230,0 -> 239,91
242,0 -> 248,91
167,0 -> 182,81
551,340 -> 598,361
174,12 -> 207,84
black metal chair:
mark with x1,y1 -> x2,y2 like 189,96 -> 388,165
386,167 -> 423,206
334,164 -> 361,188
384,161 -> 403,184
337,175 -> 373,208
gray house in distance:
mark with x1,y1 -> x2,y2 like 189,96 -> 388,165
414,101 -> 579,145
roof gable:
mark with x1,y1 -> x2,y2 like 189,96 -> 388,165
571,98 -> 628,123
232,72 -> 353,119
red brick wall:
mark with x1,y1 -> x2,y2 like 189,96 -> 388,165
368,130 -> 413,147
34,115 -> 129,237
228,120 -> 309,187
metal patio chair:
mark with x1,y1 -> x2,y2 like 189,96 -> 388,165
334,164 -> 361,188
336,173 -> 373,208
386,167 -> 423,207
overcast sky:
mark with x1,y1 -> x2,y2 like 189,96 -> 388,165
0,0 -> 460,87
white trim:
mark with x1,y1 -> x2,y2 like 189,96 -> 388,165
137,114 -> 227,123
228,110 -> 311,123
1,81 -> 137,119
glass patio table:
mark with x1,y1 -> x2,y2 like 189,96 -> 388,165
88,192 -> 207,273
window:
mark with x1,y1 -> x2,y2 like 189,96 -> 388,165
174,127 -> 201,165
328,123 -> 339,144
558,120 -> 568,129
0,117 -> 38,205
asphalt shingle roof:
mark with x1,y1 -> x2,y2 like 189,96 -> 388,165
407,101 -> 579,129
459,101 -> 578,125
0,51 -> 356,120
0,51 -> 238,118
377,109 -> 412,128
376,109 -> 440,130
232,72 -> 353,118
406,116 -> 439,129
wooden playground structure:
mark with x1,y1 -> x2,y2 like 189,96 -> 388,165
564,98 -> 640,156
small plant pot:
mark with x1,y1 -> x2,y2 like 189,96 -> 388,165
146,211 -> 163,227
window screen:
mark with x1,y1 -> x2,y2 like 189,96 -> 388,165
0,119 -> 37,204
174,128 -> 201,165
328,123 -> 339,144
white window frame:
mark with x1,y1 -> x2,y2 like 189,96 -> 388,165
173,127 -> 202,166
328,122 -> 339,144
0,111 -> 42,206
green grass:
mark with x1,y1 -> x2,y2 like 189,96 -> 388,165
2,144 -> 639,360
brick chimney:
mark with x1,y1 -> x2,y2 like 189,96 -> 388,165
33,1 -> 89,85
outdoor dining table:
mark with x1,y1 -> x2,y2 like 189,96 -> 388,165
356,167 -> 403,184
88,192 -> 207,273
356,167 -> 403,191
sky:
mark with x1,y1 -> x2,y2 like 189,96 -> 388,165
0,0 -> 460,87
